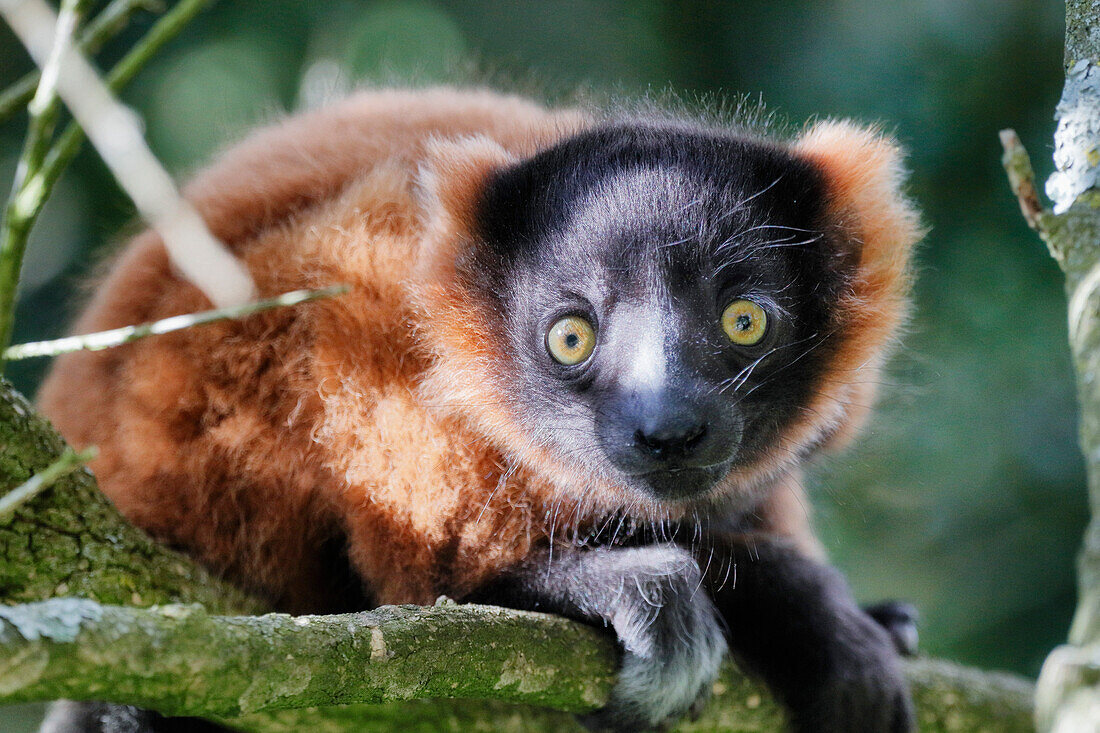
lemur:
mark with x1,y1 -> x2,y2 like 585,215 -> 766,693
37,87 -> 923,732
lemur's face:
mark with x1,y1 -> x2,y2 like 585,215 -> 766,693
465,125 -> 857,505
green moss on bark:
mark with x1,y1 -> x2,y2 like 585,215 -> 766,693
0,378 -> 261,613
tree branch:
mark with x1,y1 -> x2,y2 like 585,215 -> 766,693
0,0 -> 85,361
0,0 -> 254,311
0,445 -> 95,520
0,599 -> 616,716
999,129 -> 1048,232
0,379 -> 263,613
3,285 -> 348,360
1004,2 -> 1100,730
0,598 -> 1033,732
0,0 -> 223,372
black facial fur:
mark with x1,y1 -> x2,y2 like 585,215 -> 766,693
470,122 -> 854,503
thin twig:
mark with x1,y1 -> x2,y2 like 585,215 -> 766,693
0,0 -> 162,124
999,128 -> 1047,231
3,285 -> 349,360
0,0 -> 255,312
0,0 -> 86,364
0,0 -> 218,372
0,446 -> 97,522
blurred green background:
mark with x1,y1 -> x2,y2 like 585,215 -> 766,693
0,0 -> 1081,728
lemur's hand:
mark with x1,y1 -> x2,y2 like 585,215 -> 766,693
575,545 -> 727,731
789,596 -> 913,732
863,600 -> 919,657
467,544 -> 726,732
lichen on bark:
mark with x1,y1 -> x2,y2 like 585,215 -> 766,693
1005,2 -> 1100,730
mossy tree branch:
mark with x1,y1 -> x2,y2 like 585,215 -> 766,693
0,598 -> 1035,732
0,599 -> 618,717
0,379 -> 263,613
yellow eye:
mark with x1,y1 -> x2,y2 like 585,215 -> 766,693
722,299 -> 769,346
547,316 -> 597,365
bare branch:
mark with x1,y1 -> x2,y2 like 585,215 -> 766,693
999,128 -> 1047,231
0,0 -> 85,362
0,0 -> 163,124
0,0 -> 220,373
3,285 -> 349,361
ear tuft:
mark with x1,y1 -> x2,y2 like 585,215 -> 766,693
790,121 -> 925,452
794,120 -> 923,280
414,135 -> 516,290
407,136 -> 522,458
416,135 -> 516,247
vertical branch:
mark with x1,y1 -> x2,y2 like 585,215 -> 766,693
0,0 -> 85,361
1009,1 -> 1100,730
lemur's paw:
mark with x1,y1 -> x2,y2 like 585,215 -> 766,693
863,600 -> 919,657
792,606 -> 914,733
579,545 -> 727,732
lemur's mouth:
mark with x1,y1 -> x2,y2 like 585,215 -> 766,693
630,461 -> 734,501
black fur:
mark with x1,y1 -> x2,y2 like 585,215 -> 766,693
40,702 -> 232,733
703,539 -> 914,732
863,601 -> 920,658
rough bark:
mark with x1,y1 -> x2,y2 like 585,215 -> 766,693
1002,2 -> 1100,731
0,377 -> 1037,731
0,379 -> 261,613
0,600 -> 1033,732
0,599 -> 617,716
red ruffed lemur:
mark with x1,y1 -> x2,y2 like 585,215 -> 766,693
36,87 -> 923,732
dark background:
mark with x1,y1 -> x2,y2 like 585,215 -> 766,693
0,3 -> 1079,727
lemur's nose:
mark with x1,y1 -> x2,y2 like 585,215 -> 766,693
597,383 -> 742,490
633,415 -> 708,460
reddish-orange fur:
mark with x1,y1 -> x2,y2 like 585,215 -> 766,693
36,89 -> 920,613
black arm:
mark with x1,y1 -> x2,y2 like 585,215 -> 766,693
702,536 -> 914,733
